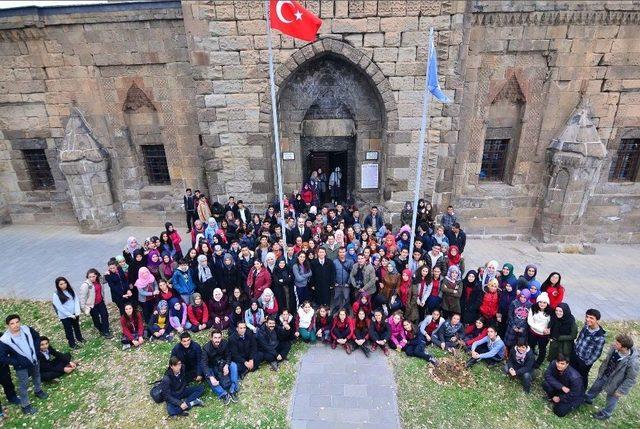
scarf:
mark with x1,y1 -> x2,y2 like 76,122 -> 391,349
448,245 -> 461,265
160,260 -> 175,278
198,264 -> 212,283
125,236 -> 139,256
515,346 -> 530,364
135,267 -> 156,289
549,303 -> 576,338
398,269 -> 412,306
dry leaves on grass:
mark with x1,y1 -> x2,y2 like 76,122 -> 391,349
428,354 -> 476,388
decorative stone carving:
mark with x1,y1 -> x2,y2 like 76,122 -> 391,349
534,102 -> 606,253
122,83 -> 156,113
58,107 -> 121,233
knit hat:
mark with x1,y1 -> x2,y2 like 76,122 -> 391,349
519,289 -> 531,300
536,292 -> 550,304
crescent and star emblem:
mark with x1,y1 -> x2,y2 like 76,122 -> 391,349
276,0 -> 303,23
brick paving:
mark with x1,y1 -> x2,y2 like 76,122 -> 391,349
289,343 -> 400,429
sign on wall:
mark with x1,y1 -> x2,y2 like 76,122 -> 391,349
361,163 -> 379,189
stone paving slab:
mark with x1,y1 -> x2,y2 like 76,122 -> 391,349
289,343 -> 400,429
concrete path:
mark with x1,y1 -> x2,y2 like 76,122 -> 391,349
289,343 -> 400,429
0,224 -> 638,320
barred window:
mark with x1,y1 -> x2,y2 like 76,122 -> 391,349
141,145 -> 171,185
479,139 -> 509,182
22,149 -> 55,190
609,138 -> 640,182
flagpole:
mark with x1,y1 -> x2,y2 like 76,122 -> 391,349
265,0 -> 288,257
408,28 -> 435,262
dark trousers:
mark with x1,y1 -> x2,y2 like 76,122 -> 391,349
60,317 -> 84,347
89,301 -> 110,335
528,333 -> 549,368
185,210 -> 197,231
542,381 -> 583,417
166,385 -> 205,416
405,341 -> 433,361
570,352 -> 592,391
139,300 -> 155,326
503,363 -> 533,393
256,342 -> 291,364
0,364 -> 17,401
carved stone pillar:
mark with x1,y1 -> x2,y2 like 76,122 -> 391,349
58,107 -> 121,233
534,104 -> 606,253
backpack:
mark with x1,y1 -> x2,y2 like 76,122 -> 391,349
149,379 -> 164,403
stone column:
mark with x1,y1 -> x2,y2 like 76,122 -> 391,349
534,104 -> 606,253
58,107 -> 120,233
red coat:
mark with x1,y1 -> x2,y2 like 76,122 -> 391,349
301,188 -> 313,204
247,267 -> 272,299
330,316 -> 354,340
546,285 -> 565,310
464,324 -> 488,347
187,303 -> 209,326
479,291 -> 499,320
120,312 -> 144,342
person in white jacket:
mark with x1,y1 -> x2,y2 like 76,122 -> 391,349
52,277 -> 85,349
527,292 -> 552,368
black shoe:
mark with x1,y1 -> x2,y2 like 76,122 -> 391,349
230,392 -> 239,403
7,396 -> 21,405
22,405 -> 37,415
269,361 -> 279,371
465,358 -> 477,368
362,346 -> 371,358
103,332 -> 114,340
221,394 -> 232,406
175,411 -> 189,417
35,390 -> 48,400
593,411 -> 610,420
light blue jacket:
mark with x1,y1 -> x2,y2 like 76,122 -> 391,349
52,291 -> 81,319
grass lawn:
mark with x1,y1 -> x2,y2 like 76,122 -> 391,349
390,321 -> 640,429
0,299 -> 307,429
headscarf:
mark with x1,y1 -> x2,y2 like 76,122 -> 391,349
160,254 -> 175,279
168,298 -> 183,318
190,292 -> 203,306
125,236 -> 139,255
448,245 -> 461,266
115,254 -> 128,272
197,255 -> 212,282
334,230 -> 345,247
522,264 -> 537,282
223,253 -> 234,267
156,299 -> 168,313
212,288 -> 223,302
500,263 -> 517,286
463,270 -> 479,290
147,249 -> 162,269
515,345 -> 530,364
135,267 -> 155,289
398,269 -> 412,306
481,260 -> 499,286
265,252 -> 276,271
549,302 -> 575,338
258,288 -> 276,310
445,265 -> 460,282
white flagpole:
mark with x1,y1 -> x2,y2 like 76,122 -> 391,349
408,28 -> 434,262
265,0 -> 288,256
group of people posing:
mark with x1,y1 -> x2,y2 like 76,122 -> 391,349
0,193 -> 637,421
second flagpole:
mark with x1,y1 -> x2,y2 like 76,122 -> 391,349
265,0 -> 289,257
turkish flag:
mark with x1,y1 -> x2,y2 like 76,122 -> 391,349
269,0 -> 322,42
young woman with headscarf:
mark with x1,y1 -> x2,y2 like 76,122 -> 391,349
518,264 -> 538,291
258,288 -> 279,317
441,265 -> 462,319
460,270 -> 483,325
541,272 -> 565,310
480,260 -> 499,287
135,267 -> 159,324
547,302 -> 578,362
208,288 -> 231,331
123,236 -> 140,266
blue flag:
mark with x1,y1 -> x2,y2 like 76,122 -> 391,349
427,29 -> 450,103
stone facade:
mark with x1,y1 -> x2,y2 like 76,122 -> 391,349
0,0 -> 639,245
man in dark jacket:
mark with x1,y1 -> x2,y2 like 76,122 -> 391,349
0,362 -> 20,406
228,322 -> 258,378
171,332 -> 203,382
311,248 -> 335,307
586,334 -> 639,420
445,223 -> 467,254
37,336 -> 77,382
104,259 -> 133,315
543,354 -> 585,417
183,188 -> 197,232
369,310 -> 391,356
200,329 -> 238,404
504,339 -> 535,393
0,314 -> 48,415
424,244 -> 448,274
160,356 -> 204,417
363,206 -> 384,233
292,217 -> 312,242
256,317 -> 290,371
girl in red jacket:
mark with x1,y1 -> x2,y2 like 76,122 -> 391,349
353,309 -> 371,357
479,279 -> 499,323
315,305 -> 331,343
541,272 -> 565,310
330,308 -> 354,354
187,292 -> 210,332
120,303 -> 145,351
462,317 -> 488,350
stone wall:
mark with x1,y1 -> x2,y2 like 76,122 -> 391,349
0,1 -> 203,226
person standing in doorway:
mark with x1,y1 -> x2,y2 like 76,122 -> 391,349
317,168 -> 327,204
329,167 -> 342,204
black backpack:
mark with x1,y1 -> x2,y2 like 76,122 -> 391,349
149,379 -> 164,403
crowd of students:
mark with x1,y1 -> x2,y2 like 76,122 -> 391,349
0,189 -> 637,421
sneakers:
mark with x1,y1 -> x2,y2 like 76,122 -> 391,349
35,390 -> 48,400
122,344 -> 131,351
7,396 -> 21,405
175,411 -> 189,417
221,394 -> 232,406
230,392 -> 239,403
269,361 -> 279,371
465,358 -> 477,368
593,411 -> 610,420
103,332 -> 114,340
191,398 -> 204,407
22,405 -> 37,415
428,357 -> 439,367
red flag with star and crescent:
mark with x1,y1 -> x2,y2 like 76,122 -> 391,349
269,0 -> 322,42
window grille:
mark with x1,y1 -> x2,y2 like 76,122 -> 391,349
141,145 -> 171,185
479,139 -> 509,182
22,149 -> 55,190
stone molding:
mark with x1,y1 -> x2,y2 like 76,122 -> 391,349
472,10 -> 640,27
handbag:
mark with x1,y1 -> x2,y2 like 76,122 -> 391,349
149,379 -> 164,403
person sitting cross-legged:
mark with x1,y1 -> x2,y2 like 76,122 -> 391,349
432,312 -> 464,354
201,328 -> 239,405
466,325 -> 505,368
256,316 -> 291,372
160,356 -> 205,417
170,332 -> 203,383
369,309 -> 391,356
504,339 -> 535,393
228,321 -> 258,379
542,353 -> 585,417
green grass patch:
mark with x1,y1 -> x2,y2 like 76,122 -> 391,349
390,321 -> 640,429
0,299 -> 307,428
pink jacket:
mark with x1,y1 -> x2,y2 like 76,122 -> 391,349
387,316 -> 407,348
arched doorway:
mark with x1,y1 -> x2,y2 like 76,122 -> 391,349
277,53 -> 385,204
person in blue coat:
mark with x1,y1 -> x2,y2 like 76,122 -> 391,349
172,259 -> 196,303
543,353 -> 585,417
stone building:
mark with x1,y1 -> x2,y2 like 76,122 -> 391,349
0,1 -> 639,246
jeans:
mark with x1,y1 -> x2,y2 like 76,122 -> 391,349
185,210 -> 197,231
585,376 -> 620,417
503,363 -> 533,392
404,341 -> 432,361
16,363 -> 43,407
166,385 -> 205,416
60,317 -> 84,347
89,301 -> 110,335
426,295 -> 442,313
528,333 -> 549,367
298,327 -> 317,343
331,285 -> 350,314
207,362 -> 239,398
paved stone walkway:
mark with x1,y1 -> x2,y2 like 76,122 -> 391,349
289,343 -> 400,429
0,224 -> 638,320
